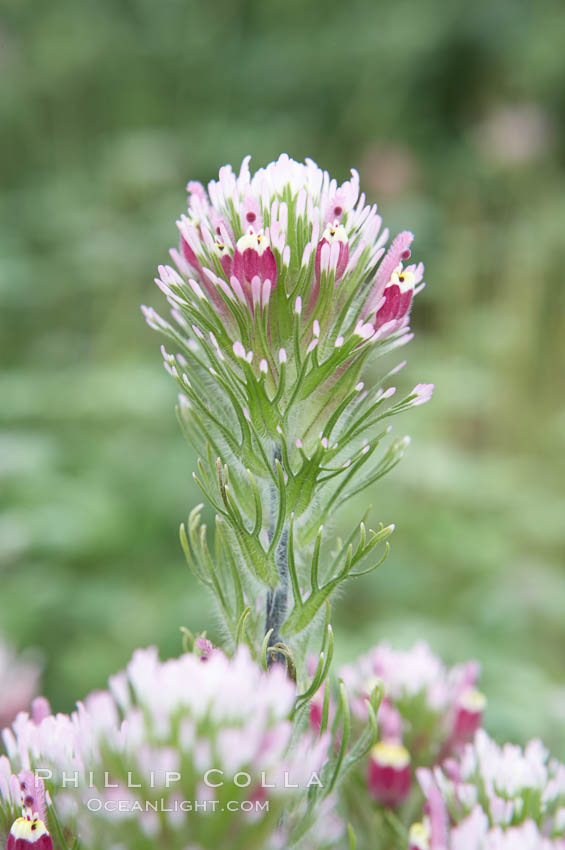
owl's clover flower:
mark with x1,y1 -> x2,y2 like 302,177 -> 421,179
142,156 -> 433,663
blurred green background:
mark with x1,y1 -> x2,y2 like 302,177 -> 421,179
1,0 -> 564,755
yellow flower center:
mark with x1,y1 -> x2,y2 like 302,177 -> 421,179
459,688 -> 487,712
322,223 -> 348,244
10,817 -> 50,841
371,740 -> 410,768
389,265 -> 416,292
409,822 -> 430,849
236,228 -> 271,255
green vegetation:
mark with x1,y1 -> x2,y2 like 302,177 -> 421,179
1,0 -> 564,755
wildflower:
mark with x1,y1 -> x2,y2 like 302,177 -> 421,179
367,741 -> 412,807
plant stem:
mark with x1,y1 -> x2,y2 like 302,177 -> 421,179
265,446 -> 289,666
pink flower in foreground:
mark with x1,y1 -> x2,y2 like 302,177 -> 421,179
1,647 -> 328,847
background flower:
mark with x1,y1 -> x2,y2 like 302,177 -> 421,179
1,647 -> 329,850
0,640 -> 40,731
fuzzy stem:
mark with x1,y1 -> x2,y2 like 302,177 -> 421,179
265,446 -> 289,666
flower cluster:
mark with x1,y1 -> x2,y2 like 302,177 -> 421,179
414,730 -> 565,848
1,647 -> 330,850
329,643 -> 565,849
143,154 -> 427,467
339,640 -> 485,797
144,154 -> 424,394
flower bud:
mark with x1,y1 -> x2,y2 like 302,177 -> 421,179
6,817 -> 53,850
367,741 -> 412,807
194,635 -> 215,662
